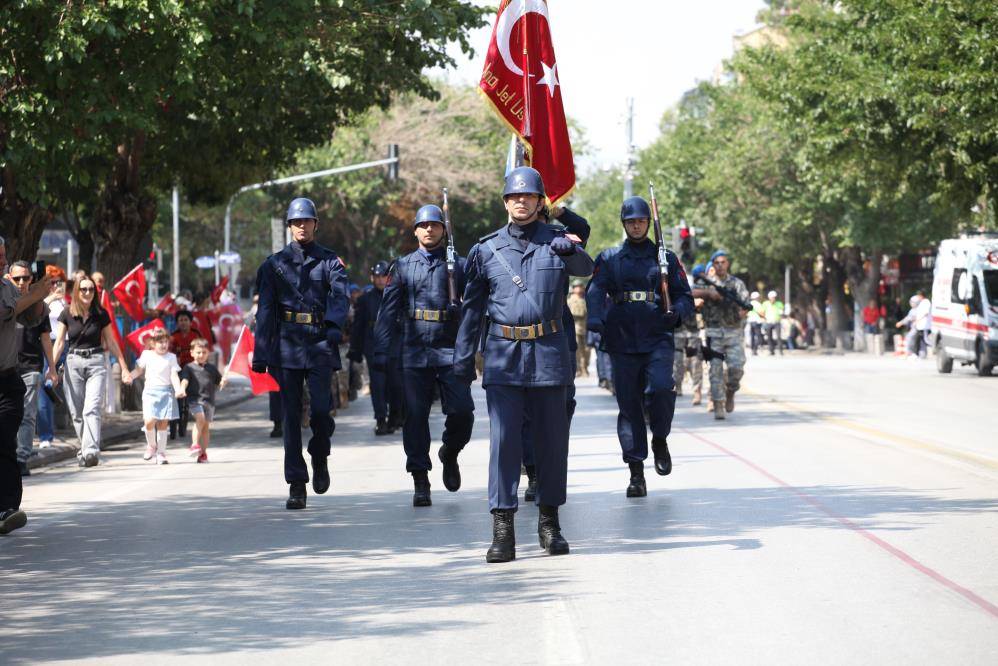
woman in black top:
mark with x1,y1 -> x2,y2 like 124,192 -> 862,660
52,276 -> 132,467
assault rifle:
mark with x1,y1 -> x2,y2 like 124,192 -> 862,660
693,273 -> 753,312
441,188 -> 459,306
648,183 -> 672,313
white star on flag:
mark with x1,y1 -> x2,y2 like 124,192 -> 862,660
537,60 -> 560,98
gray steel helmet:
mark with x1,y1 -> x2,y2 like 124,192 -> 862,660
620,196 -> 652,222
414,204 -> 444,226
502,166 -> 545,198
286,197 -> 318,224
371,260 -> 391,277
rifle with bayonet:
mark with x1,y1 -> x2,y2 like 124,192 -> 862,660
441,188 -> 459,307
647,183 -> 672,314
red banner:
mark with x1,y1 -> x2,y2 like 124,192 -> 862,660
100,289 -> 126,355
192,309 -> 216,349
112,264 -> 147,322
479,0 -> 575,205
211,276 -> 229,305
225,326 -> 280,395
154,293 -> 178,316
126,318 -> 167,355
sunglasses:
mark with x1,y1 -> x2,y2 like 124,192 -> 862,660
11,275 -> 32,283
79,287 -> 95,293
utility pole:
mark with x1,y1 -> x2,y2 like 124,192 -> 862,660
623,98 -> 635,199
172,185 -> 180,295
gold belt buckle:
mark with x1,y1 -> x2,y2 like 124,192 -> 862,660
631,291 -> 647,302
514,325 -> 535,340
294,312 -> 311,324
425,310 -> 440,322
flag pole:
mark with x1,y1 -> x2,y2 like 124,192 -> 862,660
520,0 -> 531,138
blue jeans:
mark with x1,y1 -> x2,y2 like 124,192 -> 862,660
37,359 -> 55,443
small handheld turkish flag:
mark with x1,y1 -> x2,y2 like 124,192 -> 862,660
211,276 -> 229,305
126,318 -> 167,355
155,293 -> 178,316
480,0 -> 575,205
112,264 -> 147,322
225,327 -> 280,395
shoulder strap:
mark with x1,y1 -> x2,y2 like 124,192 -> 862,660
272,261 -> 309,308
485,239 -> 543,319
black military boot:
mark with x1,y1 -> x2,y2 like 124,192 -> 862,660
286,481 -> 307,510
269,422 -> 282,438
437,445 -> 461,492
523,465 -> 538,503
537,505 -> 570,555
486,509 -> 516,563
311,456 -> 330,495
412,471 -> 432,507
375,418 -> 391,436
651,436 -> 672,476
626,462 -> 647,497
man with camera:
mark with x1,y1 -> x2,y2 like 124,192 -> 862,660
1,237 -> 54,535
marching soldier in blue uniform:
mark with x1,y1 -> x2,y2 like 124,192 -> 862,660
373,204 -> 474,507
585,196 -> 694,498
520,205 -> 590,502
253,197 -> 351,510
454,167 -> 594,563
347,261 -> 404,435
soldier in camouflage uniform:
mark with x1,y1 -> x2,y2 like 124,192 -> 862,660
673,286 -> 704,405
692,250 -> 749,420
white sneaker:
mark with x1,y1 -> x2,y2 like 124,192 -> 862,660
39,440 -> 52,449
143,445 -> 156,461
156,453 -> 169,465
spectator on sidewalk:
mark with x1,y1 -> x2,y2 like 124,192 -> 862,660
862,298 -> 885,355
131,327 -> 185,465
52,275 -> 133,468
37,265 -> 67,449
761,290 -> 785,355
9,262 -> 59,477
748,291 -> 764,355
1,235 -> 53,535
896,292 -> 931,358
181,339 -> 222,463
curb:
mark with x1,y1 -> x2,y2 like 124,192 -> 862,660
26,390 -> 257,471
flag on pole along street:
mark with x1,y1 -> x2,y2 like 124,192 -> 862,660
112,264 -> 147,322
210,275 -> 230,304
480,0 -> 575,205
100,289 -> 126,355
126,318 -> 167,355
225,326 -> 280,395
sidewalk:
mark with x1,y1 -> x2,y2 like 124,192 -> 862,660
25,384 -> 256,470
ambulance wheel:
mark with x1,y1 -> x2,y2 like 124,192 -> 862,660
935,341 -> 953,374
974,340 -> 993,377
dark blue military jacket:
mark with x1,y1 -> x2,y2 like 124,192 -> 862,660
585,239 -> 694,354
454,221 -> 594,387
372,247 -> 466,368
549,208 -> 591,353
349,287 -> 402,360
253,240 -> 350,370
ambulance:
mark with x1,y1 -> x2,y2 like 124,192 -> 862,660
930,233 -> 998,375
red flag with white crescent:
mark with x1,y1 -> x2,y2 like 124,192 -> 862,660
154,292 -> 178,315
225,326 -> 280,395
126,318 -> 167,355
100,289 -> 126,354
211,276 -> 229,305
112,264 -> 147,322
479,0 -> 575,205
215,302 -> 243,366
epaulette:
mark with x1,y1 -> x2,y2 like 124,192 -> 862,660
478,230 -> 501,242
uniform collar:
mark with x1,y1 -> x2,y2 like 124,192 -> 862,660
417,246 -> 445,263
623,238 -> 655,255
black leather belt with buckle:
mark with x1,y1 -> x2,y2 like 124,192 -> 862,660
282,310 -> 321,325
490,319 -> 561,340
615,291 -> 656,303
69,347 -> 103,358
410,309 -> 449,322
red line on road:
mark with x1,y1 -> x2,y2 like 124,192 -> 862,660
681,429 -> 998,620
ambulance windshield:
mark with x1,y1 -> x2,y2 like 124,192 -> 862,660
984,270 -> 998,306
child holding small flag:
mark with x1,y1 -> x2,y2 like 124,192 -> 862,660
131,327 -> 186,465
179,338 -> 223,463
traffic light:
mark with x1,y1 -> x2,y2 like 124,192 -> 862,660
673,220 -> 696,266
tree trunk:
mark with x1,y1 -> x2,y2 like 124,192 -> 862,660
844,246 -> 883,353
824,252 -> 850,349
1,167 -> 52,261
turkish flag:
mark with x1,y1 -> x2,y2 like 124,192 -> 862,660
126,318 -> 167,355
211,276 -> 229,305
155,293 -> 178,316
215,302 -> 243,366
100,290 -> 126,355
225,326 -> 280,395
192,309 -> 216,349
480,0 -> 575,205
112,264 -> 147,322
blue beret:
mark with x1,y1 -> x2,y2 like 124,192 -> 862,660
710,249 -> 729,263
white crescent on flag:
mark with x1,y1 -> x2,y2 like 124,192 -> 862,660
496,0 -> 550,76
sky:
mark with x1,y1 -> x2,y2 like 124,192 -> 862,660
432,0 -> 767,172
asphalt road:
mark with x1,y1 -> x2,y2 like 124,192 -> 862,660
2,351 -> 996,664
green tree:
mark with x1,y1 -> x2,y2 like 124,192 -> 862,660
1,0 -> 488,282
